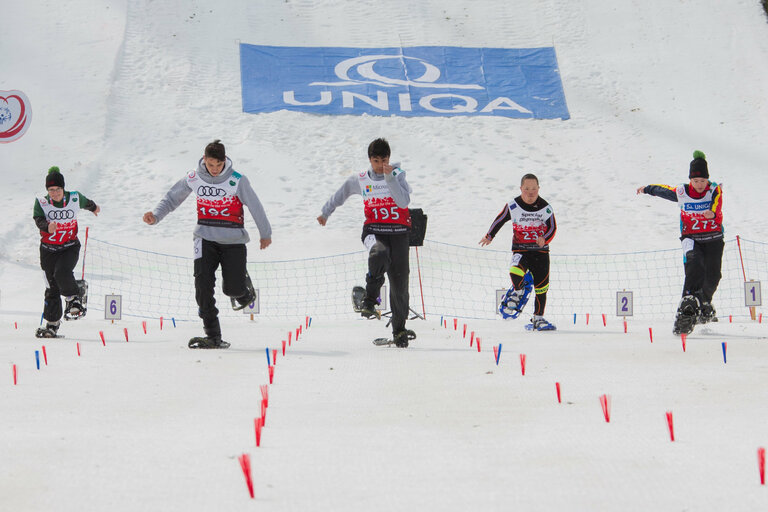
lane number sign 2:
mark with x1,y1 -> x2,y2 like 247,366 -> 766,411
616,291 -> 633,317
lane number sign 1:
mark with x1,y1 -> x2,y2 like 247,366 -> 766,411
616,291 -> 633,317
745,281 -> 762,307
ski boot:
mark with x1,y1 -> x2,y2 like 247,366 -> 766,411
231,271 -> 256,311
499,272 -> 533,319
360,301 -> 381,320
698,301 -> 718,324
673,295 -> 699,335
525,316 -> 557,331
188,335 -> 231,349
35,320 -> 62,338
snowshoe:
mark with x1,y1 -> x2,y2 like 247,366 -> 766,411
500,272 -> 533,319
525,317 -> 557,331
35,321 -> 63,338
352,286 -> 366,312
672,295 -> 699,335
231,271 -> 256,311
188,336 -> 231,349
373,329 -> 416,347
63,281 -> 88,320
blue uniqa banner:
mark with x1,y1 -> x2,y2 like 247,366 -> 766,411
239,45 -> 569,120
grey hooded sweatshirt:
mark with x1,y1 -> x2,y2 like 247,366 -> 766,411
152,157 -> 272,245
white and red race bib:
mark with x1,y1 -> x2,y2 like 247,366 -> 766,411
508,200 -> 554,248
358,171 -> 411,228
38,192 -> 80,246
187,171 -> 245,227
676,184 -> 722,236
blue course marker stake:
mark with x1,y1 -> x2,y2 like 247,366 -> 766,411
440,315 -> 443,326
496,343 -> 502,365
309,317 -> 312,328
573,313 -> 577,324
35,350 -> 40,370
266,347 -> 271,367
721,342 -> 727,364
172,317 -> 176,328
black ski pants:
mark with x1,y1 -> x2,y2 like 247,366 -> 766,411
364,232 -> 410,335
510,250 -> 550,316
40,243 -> 81,323
682,238 -> 724,304
194,239 -> 248,338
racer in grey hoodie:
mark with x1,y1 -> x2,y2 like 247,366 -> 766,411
143,140 -> 271,348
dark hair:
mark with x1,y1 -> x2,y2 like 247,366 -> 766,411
520,173 -> 539,186
205,139 -> 226,161
367,138 -> 391,159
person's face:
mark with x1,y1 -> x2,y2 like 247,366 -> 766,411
520,179 -> 540,205
690,177 -> 709,194
47,186 -> 64,202
204,156 -> 225,176
369,155 -> 390,174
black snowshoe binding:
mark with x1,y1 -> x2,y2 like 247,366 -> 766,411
698,301 -> 718,324
35,321 -> 62,339
188,335 -> 231,349
373,329 -> 416,347
63,280 -> 88,321
231,271 -> 256,311
353,286 -> 381,319
673,295 -> 699,335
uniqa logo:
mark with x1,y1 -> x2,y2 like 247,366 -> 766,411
282,54 -> 532,115
0,90 -> 32,143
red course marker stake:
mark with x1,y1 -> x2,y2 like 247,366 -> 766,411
602,313 -> 606,327
268,365 -> 274,384
42,346 -> 48,366
666,411 -> 675,442
519,354 -> 526,376
476,337 -> 481,353
160,316 -> 164,330
492,345 -> 498,363
237,453 -> 255,499
463,324 -> 467,338
254,418 -> 262,447
623,320 -> 628,333
124,328 -> 129,342
599,394 -> 611,422
288,331 -> 292,344
555,382 -> 561,403
453,318 -> 457,330
586,313 -> 590,325
261,399 -> 267,426
12,364 -> 17,385
142,321 -> 147,334
282,340 -> 286,356
649,327 -> 653,343
470,331 -> 475,347
758,447 -> 766,485
77,342 -> 81,357
99,331 -> 105,346
681,333 -> 687,353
